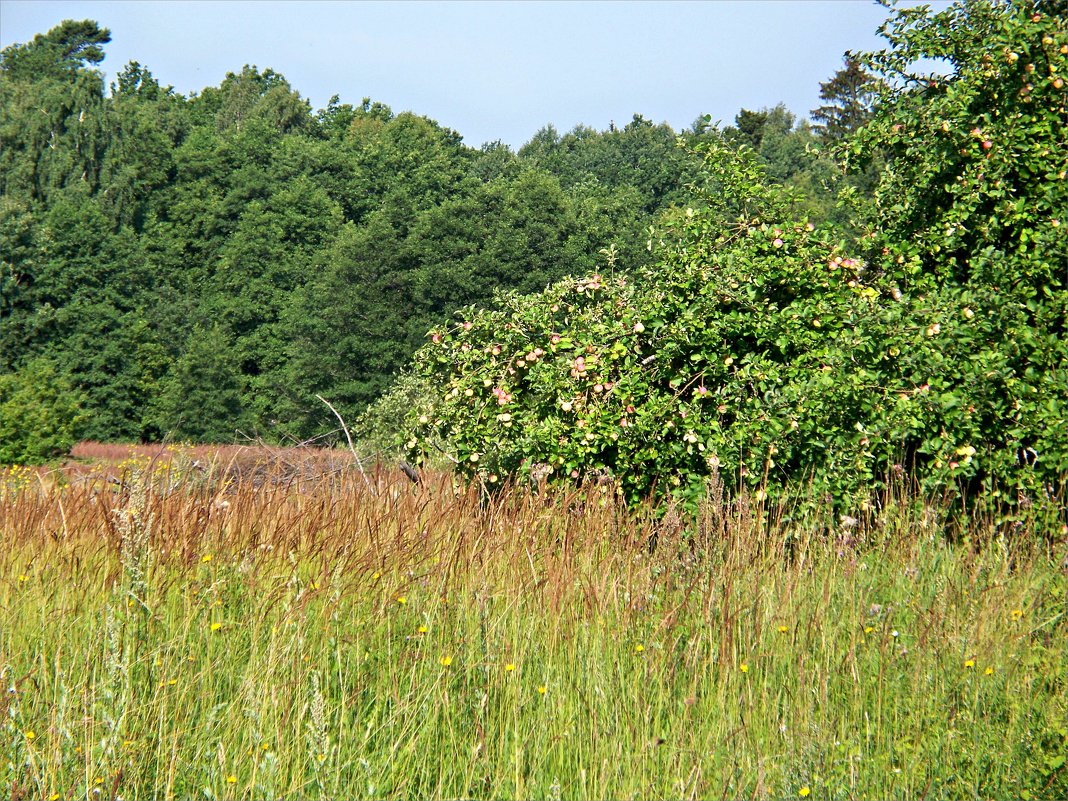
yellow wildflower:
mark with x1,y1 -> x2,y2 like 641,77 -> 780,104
226,775 -> 237,784
964,659 -> 975,669
505,663 -> 516,672
799,788 -> 811,798
538,685 -> 547,695
210,622 -> 222,632
440,655 -> 452,667
418,624 -> 428,634
740,663 -> 749,673
24,730 -> 35,741
984,666 -> 994,675
397,596 -> 407,605
634,644 -> 644,653
777,625 -> 789,633
201,554 -> 212,564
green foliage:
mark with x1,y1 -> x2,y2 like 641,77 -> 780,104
811,56 -> 880,144
0,358 -> 85,464
352,371 -> 437,460
0,19 -> 110,78
407,141 -> 885,509
407,0 -> 1068,521
10,18 -> 671,444
850,0 -> 1068,512
3,2 -> 1062,526
153,325 -> 248,443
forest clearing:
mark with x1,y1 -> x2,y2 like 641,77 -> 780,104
3,444 -> 1067,798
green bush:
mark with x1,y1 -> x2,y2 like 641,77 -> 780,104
0,359 -> 86,464
851,0 -> 1068,513
406,140 -> 889,510
405,0 -> 1067,522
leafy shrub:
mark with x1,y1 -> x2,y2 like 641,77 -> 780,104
353,370 -> 438,461
405,0 -> 1068,523
850,0 -> 1068,514
0,359 -> 86,464
406,141 -> 891,510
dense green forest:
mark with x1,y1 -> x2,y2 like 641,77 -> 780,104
2,1 -> 1066,522
0,17 -> 859,452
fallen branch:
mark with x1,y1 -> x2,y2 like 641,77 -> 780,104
316,395 -> 375,496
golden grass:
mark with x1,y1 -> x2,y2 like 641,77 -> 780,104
2,451 -> 1066,799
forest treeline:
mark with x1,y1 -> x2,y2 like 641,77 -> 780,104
4,2 -> 1066,522
0,18 -> 867,450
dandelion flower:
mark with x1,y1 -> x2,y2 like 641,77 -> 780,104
17,574 -> 28,583
964,659 -> 975,669
634,644 -> 644,653
1011,609 -> 1023,620
984,666 -> 994,675
226,775 -> 237,785
397,596 -> 407,605
167,678 -> 177,686
210,622 -> 222,632
440,655 -> 453,667
201,554 -> 212,563
538,685 -> 547,695
505,663 -> 516,672
799,788 -> 811,798
418,624 -> 428,634
740,663 -> 749,673
777,625 -> 789,633
24,730 -> 35,741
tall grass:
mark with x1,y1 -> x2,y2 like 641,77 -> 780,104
2,455 -> 1066,799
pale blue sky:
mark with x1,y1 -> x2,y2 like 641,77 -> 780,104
1,1 -> 933,148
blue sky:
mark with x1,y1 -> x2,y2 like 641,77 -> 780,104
2,1 -> 925,148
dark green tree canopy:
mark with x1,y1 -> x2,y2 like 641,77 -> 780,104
0,19 -> 110,77
810,56 -> 879,143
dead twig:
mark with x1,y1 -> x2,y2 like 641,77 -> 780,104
316,395 -> 376,496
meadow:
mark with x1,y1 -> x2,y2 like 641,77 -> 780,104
3,444 -> 1066,799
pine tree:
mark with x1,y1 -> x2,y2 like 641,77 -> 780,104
811,57 -> 879,143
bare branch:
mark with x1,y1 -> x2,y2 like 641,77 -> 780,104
316,395 -> 375,496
